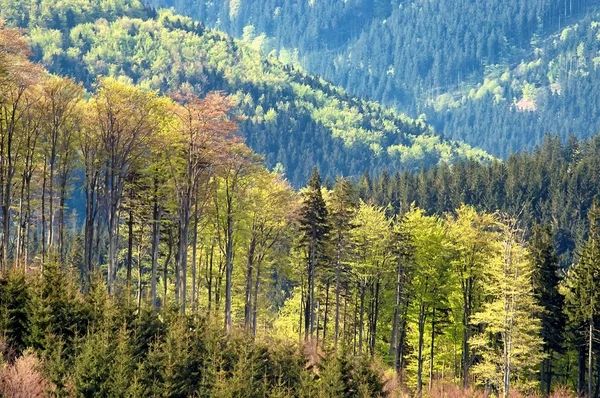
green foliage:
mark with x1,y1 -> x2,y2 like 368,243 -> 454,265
0,0 -> 490,187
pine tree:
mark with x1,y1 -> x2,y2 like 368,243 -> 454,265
563,198 -> 600,398
530,224 -> 565,394
299,167 -> 330,341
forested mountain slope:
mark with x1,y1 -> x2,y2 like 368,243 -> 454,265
0,0 -> 489,187
151,0 -> 600,158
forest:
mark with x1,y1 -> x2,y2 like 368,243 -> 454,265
2,1 -> 600,398
151,0 -> 600,159
0,0 -> 489,187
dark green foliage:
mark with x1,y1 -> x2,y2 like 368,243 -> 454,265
0,270 -> 31,356
27,262 -> 90,353
0,267 -> 387,397
358,134 -> 600,267
531,224 -> 565,354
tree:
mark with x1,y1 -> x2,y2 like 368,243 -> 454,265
90,78 -> 163,294
0,27 -> 41,270
563,199 -> 600,398
39,76 -> 83,262
299,167 -> 330,341
213,143 -> 262,333
530,224 -> 565,394
403,206 -> 452,394
470,217 -> 543,397
349,201 -> 392,357
327,177 -> 357,350
446,205 -> 497,388
169,92 -> 237,312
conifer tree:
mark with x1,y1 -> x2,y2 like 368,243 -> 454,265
530,224 -> 565,394
563,199 -> 600,398
299,167 -> 330,341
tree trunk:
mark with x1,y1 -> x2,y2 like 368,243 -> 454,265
359,279 -> 366,355
252,259 -> 261,337
244,235 -> 256,330
370,276 -> 380,357
417,305 -> 426,396
57,163 -> 69,264
224,192 -> 234,333
323,280 -> 330,344
589,318 -> 594,398
578,343 -> 586,397
334,248 -> 341,350
191,192 -> 199,312
390,255 -> 403,363
126,208 -> 133,290
40,157 -> 47,269
150,191 -> 161,308
429,308 -> 436,392
163,230 -> 173,306
398,303 -> 409,377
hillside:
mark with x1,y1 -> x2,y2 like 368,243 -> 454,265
0,0 -> 489,187
427,10 -> 600,157
151,0 -> 600,158
3,2 -> 600,397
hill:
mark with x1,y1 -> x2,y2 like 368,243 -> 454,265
0,0 -> 489,187
150,0 -> 600,158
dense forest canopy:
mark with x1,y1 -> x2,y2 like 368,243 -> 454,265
1,1 -> 600,398
151,0 -> 600,159
0,0 -> 490,187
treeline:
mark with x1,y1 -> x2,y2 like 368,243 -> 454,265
358,134 -> 600,267
0,0 -> 490,187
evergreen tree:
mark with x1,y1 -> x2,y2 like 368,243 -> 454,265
563,198 -> 600,398
299,167 -> 330,341
530,224 -> 565,394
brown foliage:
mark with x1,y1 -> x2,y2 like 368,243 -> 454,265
0,352 -> 54,398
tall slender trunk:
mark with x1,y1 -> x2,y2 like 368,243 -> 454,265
429,308 -> 436,391
84,172 -> 97,287
417,306 -> 426,396
224,191 -> 234,333
150,186 -> 161,308
323,280 -> 330,344
589,318 -> 594,398
163,230 -> 173,306
48,147 -> 55,251
40,157 -> 47,269
244,235 -> 256,329
178,203 -> 190,313
334,247 -> 341,350
391,254 -> 403,368
252,259 -> 261,337
299,274 -> 304,344
462,278 -> 473,388
137,240 -> 143,310
370,276 -> 380,357
126,208 -> 133,290
398,303 -> 409,377
359,279 -> 366,355
57,163 -> 69,264
191,191 -> 199,312
207,244 -> 213,314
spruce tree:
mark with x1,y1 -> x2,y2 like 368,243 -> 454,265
564,198 -> 600,398
530,224 -> 565,394
299,167 -> 330,341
